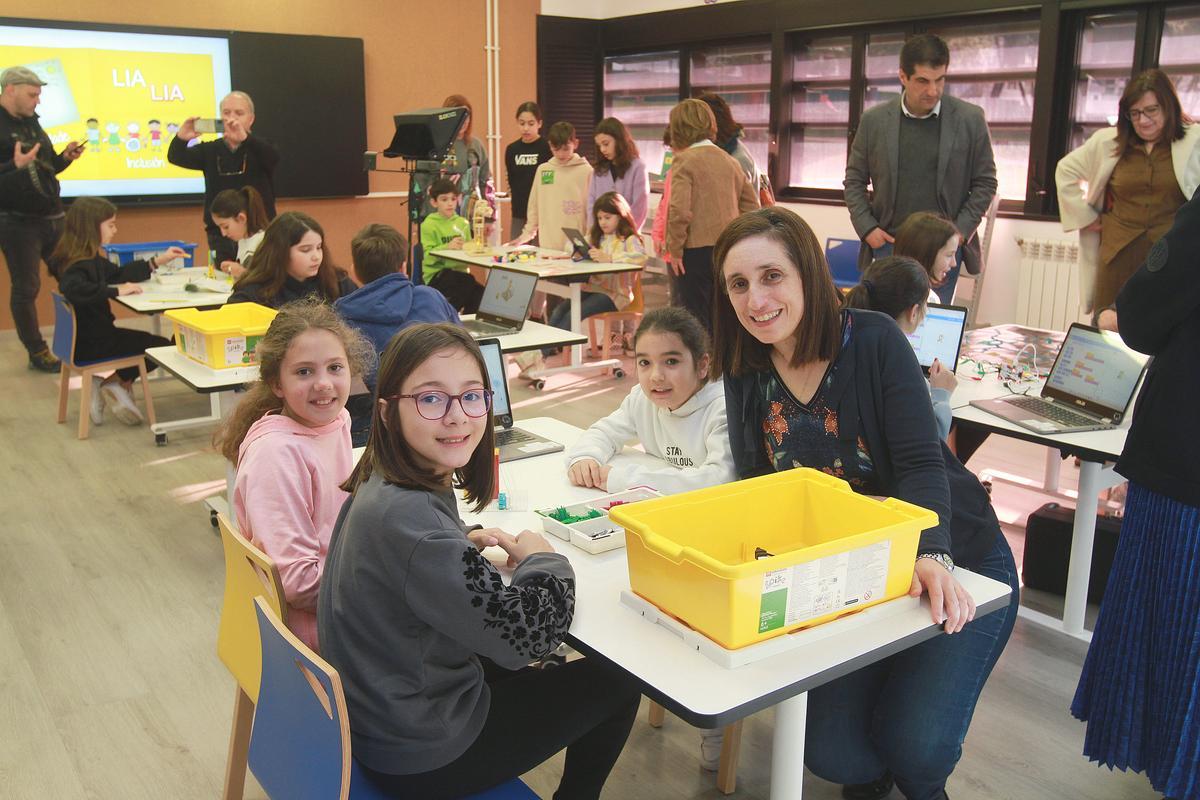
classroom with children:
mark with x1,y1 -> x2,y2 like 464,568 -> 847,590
2,1 -> 1198,799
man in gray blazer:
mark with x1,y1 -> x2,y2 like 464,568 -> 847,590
844,34 -> 997,303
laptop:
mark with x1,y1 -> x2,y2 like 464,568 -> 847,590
461,266 -> 539,338
970,323 -> 1149,434
478,338 -> 565,462
907,303 -> 968,375
561,227 -> 592,260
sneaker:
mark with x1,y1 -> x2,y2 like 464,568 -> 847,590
101,382 -> 145,425
28,347 -> 61,373
89,376 -> 106,426
699,728 -> 724,772
514,351 -> 545,379
842,772 -> 894,800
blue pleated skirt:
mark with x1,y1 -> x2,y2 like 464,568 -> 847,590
1072,482 -> 1200,799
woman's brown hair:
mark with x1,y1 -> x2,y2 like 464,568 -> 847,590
342,323 -> 495,512
49,196 -> 117,278
668,99 -> 717,150
711,207 -> 842,378
231,211 -> 349,305
892,212 -> 960,282
214,297 -> 373,464
592,117 -> 640,179
696,92 -> 742,146
210,186 -> 270,237
443,94 -> 474,141
1115,68 -> 1185,155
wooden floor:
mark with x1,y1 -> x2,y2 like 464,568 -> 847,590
0,326 -> 1163,800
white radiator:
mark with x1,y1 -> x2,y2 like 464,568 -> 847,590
1014,239 -> 1086,330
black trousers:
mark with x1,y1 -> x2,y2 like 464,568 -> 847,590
671,246 -> 715,332
359,656 -> 642,800
0,211 -> 62,355
428,268 -> 484,314
75,328 -> 171,382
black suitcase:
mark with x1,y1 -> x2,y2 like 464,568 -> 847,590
1021,502 -> 1123,604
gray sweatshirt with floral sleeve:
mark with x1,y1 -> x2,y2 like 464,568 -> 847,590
317,473 -> 575,775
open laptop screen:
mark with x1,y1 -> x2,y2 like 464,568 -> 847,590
906,304 -> 967,373
478,339 -> 512,420
478,267 -> 538,323
1043,325 -> 1147,414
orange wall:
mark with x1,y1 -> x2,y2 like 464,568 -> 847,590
1,0 -> 540,331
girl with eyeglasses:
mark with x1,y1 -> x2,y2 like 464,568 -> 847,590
214,298 -> 373,653
318,323 -> 641,798
1057,68 -> 1200,319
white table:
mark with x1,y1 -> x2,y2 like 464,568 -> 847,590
115,268 -> 232,335
459,417 -> 1013,800
460,314 -> 586,354
951,325 -> 1135,641
430,246 -> 643,386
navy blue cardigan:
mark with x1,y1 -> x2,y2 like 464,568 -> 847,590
724,309 -> 1000,569
1115,189 -> 1200,507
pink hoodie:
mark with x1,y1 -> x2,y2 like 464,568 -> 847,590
233,408 -> 352,652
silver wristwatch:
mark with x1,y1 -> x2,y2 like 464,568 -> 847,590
917,552 -> 955,572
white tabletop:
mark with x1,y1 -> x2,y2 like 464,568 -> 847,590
116,268 -> 232,314
461,417 -> 1014,726
461,315 -> 586,352
430,246 -> 642,279
145,345 -> 257,392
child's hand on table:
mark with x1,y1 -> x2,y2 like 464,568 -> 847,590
117,282 -> 144,296
567,458 -> 612,491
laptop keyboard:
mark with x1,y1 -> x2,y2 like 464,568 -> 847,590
465,320 -> 516,336
495,427 -> 536,446
1005,396 -> 1099,427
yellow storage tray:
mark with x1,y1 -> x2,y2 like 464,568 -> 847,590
607,468 -> 939,650
165,303 -> 277,370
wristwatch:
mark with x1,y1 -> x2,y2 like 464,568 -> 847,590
917,552 -> 955,572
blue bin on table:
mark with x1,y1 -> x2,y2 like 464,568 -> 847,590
105,241 -> 198,269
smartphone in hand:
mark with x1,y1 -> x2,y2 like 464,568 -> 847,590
194,119 -> 225,134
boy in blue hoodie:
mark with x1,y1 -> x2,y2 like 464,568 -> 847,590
335,223 -> 460,443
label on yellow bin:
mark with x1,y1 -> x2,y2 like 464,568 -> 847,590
758,541 -> 892,633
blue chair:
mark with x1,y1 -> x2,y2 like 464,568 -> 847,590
51,291 -> 156,439
248,597 -> 538,800
824,237 -> 862,290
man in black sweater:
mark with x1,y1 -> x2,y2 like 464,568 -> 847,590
0,65 -> 85,372
167,91 -> 279,266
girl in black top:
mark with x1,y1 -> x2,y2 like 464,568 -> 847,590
504,101 -> 552,242
228,211 -> 356,308
712,207 -> 1018,800
49,196 -> 186,425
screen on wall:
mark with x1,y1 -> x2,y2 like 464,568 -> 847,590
1,21 -> 233,199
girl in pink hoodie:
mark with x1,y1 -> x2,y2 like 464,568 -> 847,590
215,298 -> 372,652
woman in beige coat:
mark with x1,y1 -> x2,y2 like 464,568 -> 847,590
1056,68 -> 1200,316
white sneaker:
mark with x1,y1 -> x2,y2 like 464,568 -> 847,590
101,382 -> 144,425
699,727 -> 724,772
89,376 -> 106,426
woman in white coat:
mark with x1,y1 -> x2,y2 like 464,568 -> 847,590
1056,68 -> 1200,316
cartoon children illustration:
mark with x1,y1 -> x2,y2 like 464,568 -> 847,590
148,120 -> 162,149
125,122 -> 141,152
85,118 -> 101,150
106,122 -> 122,152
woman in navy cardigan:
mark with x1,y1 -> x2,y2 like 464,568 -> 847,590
711,207 -> 1018,800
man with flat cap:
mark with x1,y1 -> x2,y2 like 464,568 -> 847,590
0,65 -> 85,372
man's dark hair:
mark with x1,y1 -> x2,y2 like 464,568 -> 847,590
428,177 -> 461,200
900,34 -> 950,76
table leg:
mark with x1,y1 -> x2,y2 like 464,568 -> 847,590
1062,460 -> 1102,635
203,390 -> 238,525
525,279 -> 621,382
771,692 -> 807,800
1042,448 -> 1061,494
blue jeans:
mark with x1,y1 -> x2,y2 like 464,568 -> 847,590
543,292 -> 617,356
804,533 -> 1020,800
870,242 -> 962,305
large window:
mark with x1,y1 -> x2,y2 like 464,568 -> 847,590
929,20 -> 1040,201
788,35 -> 852,190
690,41 -> 772,174
603,51 -> 680,175
1160,5 -> 1200,111
1069,12 -> 1138,150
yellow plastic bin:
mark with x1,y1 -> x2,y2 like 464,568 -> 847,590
165,303 -> 277,369
608,468 -> 939,650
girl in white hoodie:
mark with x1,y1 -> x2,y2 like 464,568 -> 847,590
566,305 -> 733,495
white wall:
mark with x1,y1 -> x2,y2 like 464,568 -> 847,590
778,202 -> 1069,327
540,0 -> 746,19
